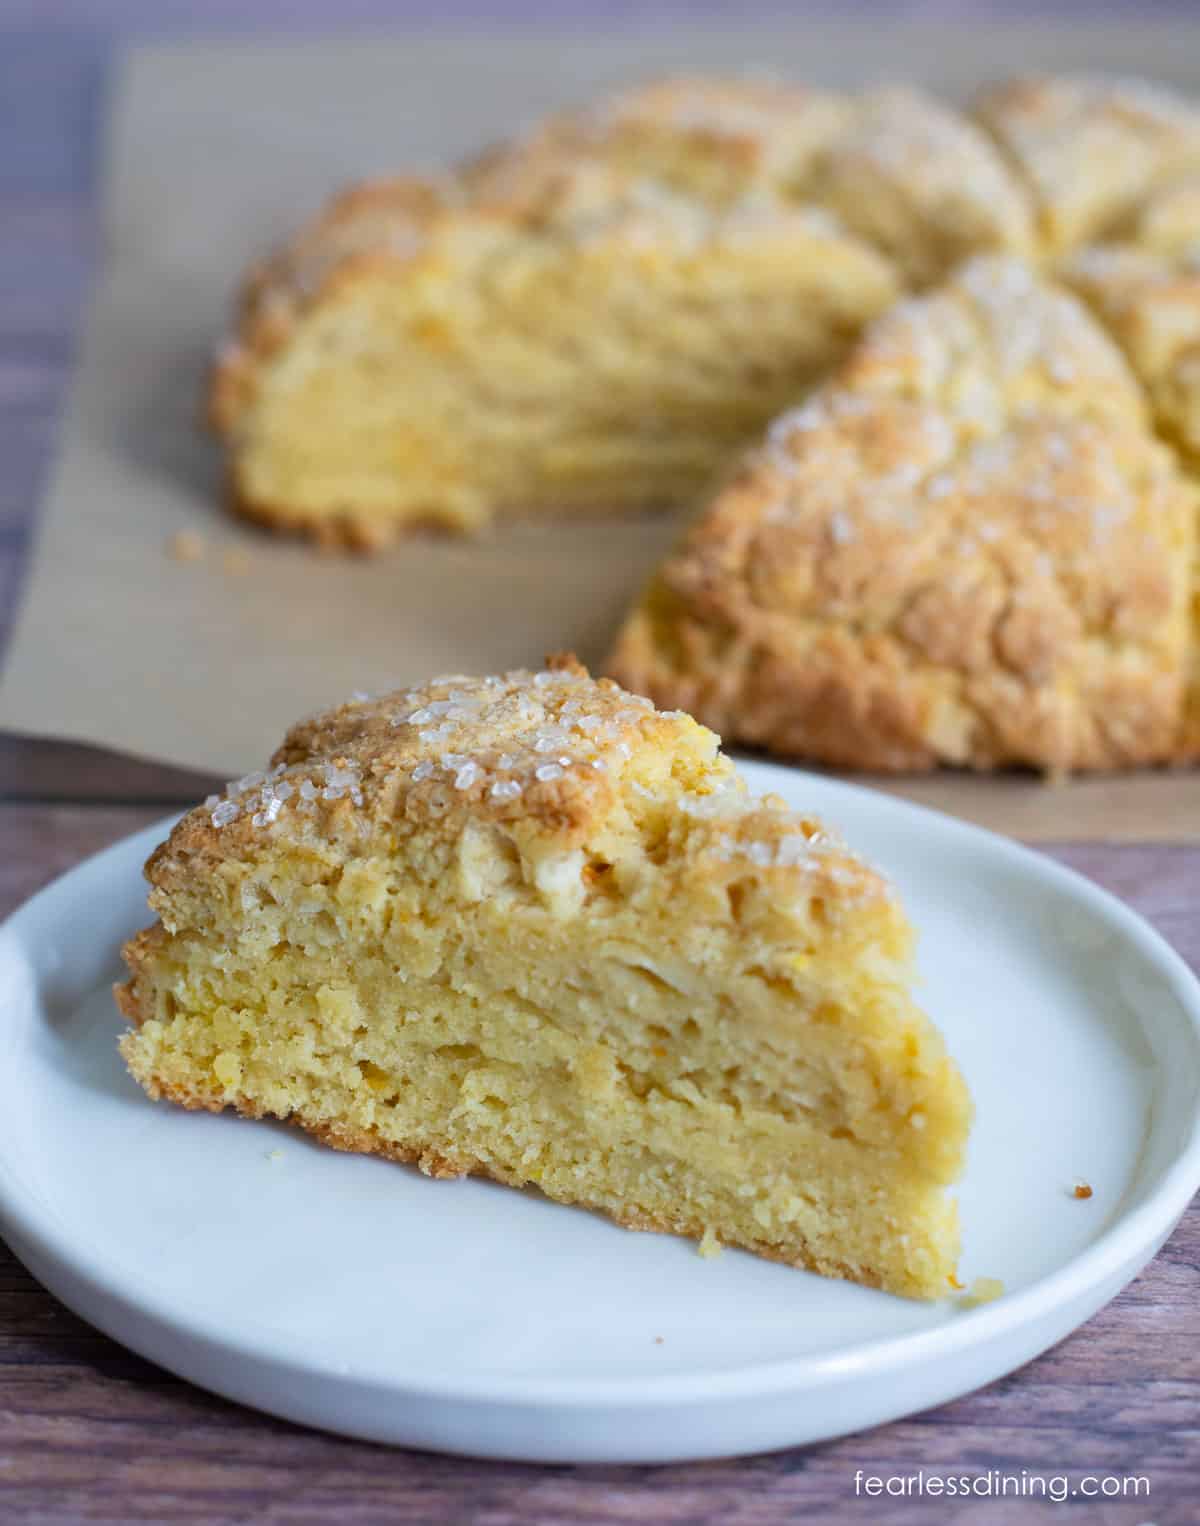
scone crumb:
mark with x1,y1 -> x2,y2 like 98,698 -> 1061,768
959,1276 -> 1005,1308
654,1336 -> 665,1345
266,1148 -> 284,1164
212,1051 -> 242,1088
223,547 -> 252,576
1072,1179 -> 1094,1200
698,1226 -> 723,1259
169,529 -> 206,562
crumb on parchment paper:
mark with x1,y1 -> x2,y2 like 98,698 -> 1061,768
169,532 -> 252,575
169,530 -> 206,562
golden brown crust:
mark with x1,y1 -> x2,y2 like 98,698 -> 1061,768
607,257 -> 1197,774
136,657 -> 890,932
223,466 -> 434,552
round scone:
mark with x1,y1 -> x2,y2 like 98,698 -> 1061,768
607,256 -> 1197,774
117,657 -> 970,1300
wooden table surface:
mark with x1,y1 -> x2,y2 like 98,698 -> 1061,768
2,5 -> 1198,1523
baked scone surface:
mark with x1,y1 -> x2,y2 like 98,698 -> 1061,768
974,74 -> 1200,254
1063,237 -> 1200,463
607,257 -> 1197,773
117,658 -> 970,1299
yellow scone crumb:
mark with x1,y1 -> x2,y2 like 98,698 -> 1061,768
212,1051 -> 243,1089
168,529 -> 206,563
115,657 -> 971,1299
959,1276 -> 1006,1308
698,1226 -> 723,1260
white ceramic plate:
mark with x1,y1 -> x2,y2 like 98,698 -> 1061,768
2,763 -> 1198,1463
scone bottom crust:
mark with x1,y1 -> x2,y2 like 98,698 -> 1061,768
118,658 -> 971,1300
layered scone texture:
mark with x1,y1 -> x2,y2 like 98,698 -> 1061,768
608,257 -> 1198,773
117,658 -> 970,1299
211,76 -> 1035,545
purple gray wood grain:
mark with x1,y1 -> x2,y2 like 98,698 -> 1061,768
0,6 -> 1197,1523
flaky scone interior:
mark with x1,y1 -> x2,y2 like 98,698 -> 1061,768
117,657 -> 970,1299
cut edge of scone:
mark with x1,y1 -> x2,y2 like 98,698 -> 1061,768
206,74 -> 1044,550
116,655 -> 971,1300
207,165 -> 900,549
607,255 -> 1197,774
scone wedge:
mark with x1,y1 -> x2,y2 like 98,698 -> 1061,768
117,658 -> 970,1299
609,256 -> 1197,773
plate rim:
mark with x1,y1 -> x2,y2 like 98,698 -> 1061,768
1,770 -> 1198,1411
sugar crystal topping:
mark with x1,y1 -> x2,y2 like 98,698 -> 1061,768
197,666 -> 882,896
206,666 -> 654,834
749,255 -> 1154,567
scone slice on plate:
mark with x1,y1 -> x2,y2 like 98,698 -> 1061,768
608,256 -> 1196,773
117,659 -> 969,1300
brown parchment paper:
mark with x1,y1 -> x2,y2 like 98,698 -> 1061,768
3,25 -> 1200,839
